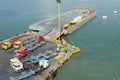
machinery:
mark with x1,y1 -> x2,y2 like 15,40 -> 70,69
14,41 -> 23,49
2,42 -> 12,50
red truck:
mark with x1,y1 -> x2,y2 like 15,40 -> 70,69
15,48 -> 27,59
35,35 -> 44,42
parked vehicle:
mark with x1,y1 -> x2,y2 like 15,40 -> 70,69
13,41 -> 23,49
15,48 -> 27,59
2,42 -> 12,50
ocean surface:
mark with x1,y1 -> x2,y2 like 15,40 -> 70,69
0,0 -> 120,80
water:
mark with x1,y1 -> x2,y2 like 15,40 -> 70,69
0,0 -> 120,80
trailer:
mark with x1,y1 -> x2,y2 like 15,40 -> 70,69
23,55 -> 45,69
10,68 -> 42,80
13,33 -> 45,52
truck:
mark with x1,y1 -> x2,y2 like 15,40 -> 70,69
2,42 -> 12,50
10,54 -> 49,72
15,48 -> 27,59
13,41 -> 23,49
10,58 -> 24,72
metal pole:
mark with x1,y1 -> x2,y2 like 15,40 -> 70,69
58,2 -> 61,41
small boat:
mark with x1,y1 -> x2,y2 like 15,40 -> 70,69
102,16 -> 107,19
113,11 -> 117,14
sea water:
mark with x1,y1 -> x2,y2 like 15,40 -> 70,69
0,0 -> 120,80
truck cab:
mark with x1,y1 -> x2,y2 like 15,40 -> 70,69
10,58 -> 23,72
15,48 -> 27,59
14,41 -> 23,49
2,42 -> 12,50
39,59 -> 50,69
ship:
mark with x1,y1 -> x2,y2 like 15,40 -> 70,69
0,7 -> 96,80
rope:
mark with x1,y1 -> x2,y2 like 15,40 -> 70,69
66,35 -> 76,46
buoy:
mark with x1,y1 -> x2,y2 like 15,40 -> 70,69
102,16 -> 107,19
113,11 -> 117,14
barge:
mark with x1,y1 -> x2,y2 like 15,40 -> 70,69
29,8 -> 96,40
0,7 -> 96,80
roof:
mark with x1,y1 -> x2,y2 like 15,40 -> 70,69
14,41 -> 22,44
10,58 -> 20,62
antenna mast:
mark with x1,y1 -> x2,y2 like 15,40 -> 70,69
57,0 -> 61,41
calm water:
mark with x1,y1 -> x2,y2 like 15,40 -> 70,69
0,0 -> 120,80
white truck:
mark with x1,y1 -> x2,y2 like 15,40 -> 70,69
10,58 -> 24,72
39,59 -> 49,69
